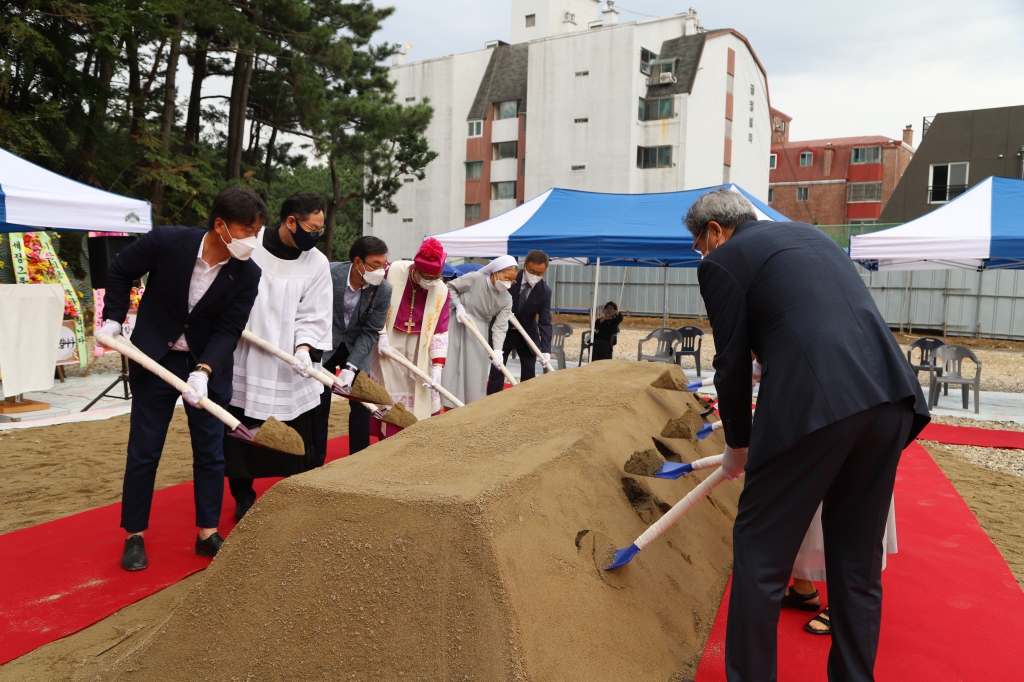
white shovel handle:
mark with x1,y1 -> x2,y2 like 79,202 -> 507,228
240,330 -> 384,412
508,314 -> 554,372
459,314 -> 518,386
633,467 -> 728,551
380,346 -> 465,408
95,332 -> 241,431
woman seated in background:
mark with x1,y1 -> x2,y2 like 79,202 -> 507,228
442,255 -> 517,407
591,301 -> 623,361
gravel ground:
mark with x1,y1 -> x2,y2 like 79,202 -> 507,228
920,441 -> 1024,479
929,415 -> 1024,432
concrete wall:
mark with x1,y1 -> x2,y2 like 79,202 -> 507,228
510,0 -> 602,44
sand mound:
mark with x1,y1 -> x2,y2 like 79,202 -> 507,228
650,364 -> 690,391
623,447 -> 665,477
250,416 -> 304,455
352,372 -> 393,405
112,360 -> 737,681
381,401 -> 417,428
661,405 -> 705,439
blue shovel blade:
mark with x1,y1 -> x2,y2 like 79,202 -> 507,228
605,543 -> 641,570
655,462 -> 694,479
686,380 -> 704,391
696,423 -> 714,440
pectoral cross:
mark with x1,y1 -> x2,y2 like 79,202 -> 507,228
403,289 -> 417,333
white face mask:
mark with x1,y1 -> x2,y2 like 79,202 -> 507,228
524,271 -> 543,286
495,279 -> 513,291
414,271 -> 443,288
359,263 -> 385,286
220,230 -> 257,261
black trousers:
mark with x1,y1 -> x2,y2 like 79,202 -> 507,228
486,342 -> 537,395
314,344 -> 371,459
725,399 -> 915,682
226,404 -> 320,505
121,351 -> 229,533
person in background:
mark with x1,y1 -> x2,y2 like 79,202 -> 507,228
687,188 -> 928,681
591,301 -> 623,361
99,187 -> 266,571
224,192 -> 333,522
370,237 -> 450,438
486,250 -> 552,394
316,236 -> 392,457
442,255 -> 517,406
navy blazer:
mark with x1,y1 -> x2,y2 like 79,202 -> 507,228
103,225 -> 262,393
500,269 -> 553,354
698,220 -> 929,468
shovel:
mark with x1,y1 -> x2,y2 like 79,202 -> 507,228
379,346 -> 465,408
605,467 -> 732,570
508,314 -> 555,373
687,376 -> 715,391
458,313 -> 518,387
96,332 -> 255,442
653,453 -> 724,479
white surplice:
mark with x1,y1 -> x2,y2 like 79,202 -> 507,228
230,230 -> 332,421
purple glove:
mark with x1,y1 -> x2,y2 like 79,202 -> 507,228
722,445 -> 748,481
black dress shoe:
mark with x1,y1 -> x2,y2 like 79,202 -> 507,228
195,531 -> 224,557
234,496 -> 255,522
121,535 -> 148,571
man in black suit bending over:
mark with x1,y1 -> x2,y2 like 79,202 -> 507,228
688,189 -> 929,682
100,188 -> 266,571
486,249 -> 553,394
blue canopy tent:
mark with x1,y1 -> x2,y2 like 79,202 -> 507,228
433,184 -> 785,327
453,262 -> 483,276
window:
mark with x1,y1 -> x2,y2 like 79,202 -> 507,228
492,181 -> 516,200
525,14 -> 535,27
800,151 -> 813,167
405,97 -> 416,102
723,165 -> 730,183
575,70 -> 589,77
767,188 -> 774,203
403,178 -> 414,183
492,141 -> 517,160
468,120 -> 482,137
521,157 -> 526,176
847,182 -> 883,203
769,153 -> 777,169
796,187 -> 809,201
465,204 -> 481,222
641,97 -> 673,121
725,119 -> 732,139
636,145 -> 672,169
849,219 -> 878,225
749,100 -> 754,112
402,218 -> 413,223
465,160 -> 482,180
640,48 -> 658,75
780,120 -> 786,133
929,163 -> 969,203
748,133 -> 753,143
574,117 -> 589,123
749,84 -> 755,95
726,73 -> 734,94
494,100 -> 518,120
571,165 -> 586,171
851,146 -> 881,164
749,117 -> 754,128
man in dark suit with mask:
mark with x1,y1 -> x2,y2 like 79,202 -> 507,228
100,187 -> 266,571
687,188 -> 929,682
486,249 -> 553,393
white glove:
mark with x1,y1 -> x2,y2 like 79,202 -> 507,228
752,359 -> 762,387
97,319 -> 122,347
430,364 -> 443,386
455,304 -> 467,321
378,331 -> 390,353
722,445 -> 748,481
540,352 -> 551,366
490,351 -> 504,369
183,371 -> 208,407
338,368 -> 355,389
291,348 -> 312,378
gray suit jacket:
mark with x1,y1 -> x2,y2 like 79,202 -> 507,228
327,262 -> 392,372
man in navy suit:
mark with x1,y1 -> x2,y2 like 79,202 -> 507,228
486,250 -> 553,394
687,189 -> 928,682
100,187 -> 266,571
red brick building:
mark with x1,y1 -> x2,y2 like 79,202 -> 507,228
768,112 -> 915,225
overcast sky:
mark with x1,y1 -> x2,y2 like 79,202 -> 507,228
376,0 -> 1024,144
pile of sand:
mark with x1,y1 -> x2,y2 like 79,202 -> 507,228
661,404 -> 706,439
250,416 -> 305,455
381,401 -> 417,428
109,360 -> 738,681
352,372 -> 394,405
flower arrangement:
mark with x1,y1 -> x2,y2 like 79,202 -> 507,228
21,233 -> 60,284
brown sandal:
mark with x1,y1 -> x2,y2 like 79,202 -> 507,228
803,607 -> 831,635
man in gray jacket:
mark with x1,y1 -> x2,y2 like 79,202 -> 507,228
314,236 -> 391,457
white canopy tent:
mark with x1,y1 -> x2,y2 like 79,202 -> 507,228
0,146 -> 152,234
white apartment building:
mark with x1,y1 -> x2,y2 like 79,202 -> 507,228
367,1 -> 773,259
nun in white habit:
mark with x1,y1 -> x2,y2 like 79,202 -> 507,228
441,255 -> 518,407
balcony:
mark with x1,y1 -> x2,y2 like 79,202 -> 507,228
927,184 -> 967,203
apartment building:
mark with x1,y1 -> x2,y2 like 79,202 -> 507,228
367,1 -> 773,258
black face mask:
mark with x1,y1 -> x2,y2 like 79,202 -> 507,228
291,223 -> 322,251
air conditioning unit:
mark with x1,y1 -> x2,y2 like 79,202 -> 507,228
648,72 -> 677,86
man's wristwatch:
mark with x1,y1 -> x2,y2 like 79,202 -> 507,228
194,365 -> 212,377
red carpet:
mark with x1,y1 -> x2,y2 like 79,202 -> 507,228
695,442 -> 1024,681
0,436 -> 356,665
919,422 -> 1024,449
